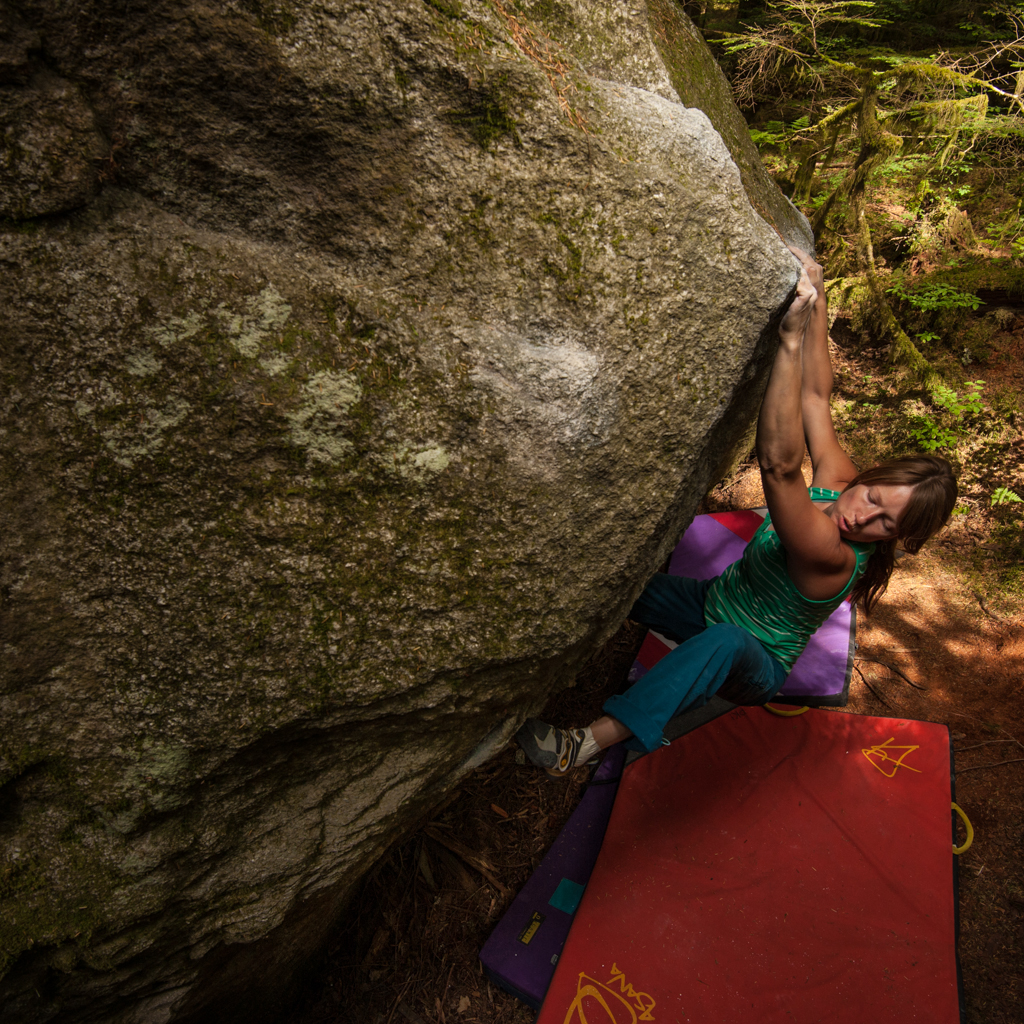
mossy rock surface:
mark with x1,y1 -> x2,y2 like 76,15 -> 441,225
0,2 -> 807,1021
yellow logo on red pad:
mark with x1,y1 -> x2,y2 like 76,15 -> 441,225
562,963 -> 656,1023
862,737 -> 922,778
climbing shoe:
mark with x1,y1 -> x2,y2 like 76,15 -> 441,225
516,719 -> 599,775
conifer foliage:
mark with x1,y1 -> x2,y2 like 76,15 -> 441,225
708,0 -> 1024,375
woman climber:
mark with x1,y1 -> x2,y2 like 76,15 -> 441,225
518,247 -> 958,774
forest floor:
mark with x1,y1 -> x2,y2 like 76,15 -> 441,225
289,326 -> 1024,1024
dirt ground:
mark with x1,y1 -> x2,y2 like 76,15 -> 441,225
288,339 -> 1024,1024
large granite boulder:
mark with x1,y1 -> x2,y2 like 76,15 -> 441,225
0,1 -> 810,1021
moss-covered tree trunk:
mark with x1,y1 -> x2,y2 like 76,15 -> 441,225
808,74 -> 932,376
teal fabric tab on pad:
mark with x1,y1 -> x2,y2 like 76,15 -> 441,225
548,878 -> 585,915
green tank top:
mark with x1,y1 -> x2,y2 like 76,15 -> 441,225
703,487 -> 875,671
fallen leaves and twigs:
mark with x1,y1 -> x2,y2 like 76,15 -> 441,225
955,739 -> 1024,752
417,843 -> 438,889
423,827 -> 509,895
857,656 -> 929,691
854,663 -> 895,707
998,726 -> 1024,753
361,926 -> 390,967
957,758 -> 1024,773
441,963 -> 455,1017
491,0 -> 589,132
426,839 -> 481,895
397,1002 -> 428,1024
562,772 -> 589,810
973,589 -> 1003,621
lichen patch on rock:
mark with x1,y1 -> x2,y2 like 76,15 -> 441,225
285,370 -> 362,464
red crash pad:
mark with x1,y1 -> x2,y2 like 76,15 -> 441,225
536,709 -> 960,1024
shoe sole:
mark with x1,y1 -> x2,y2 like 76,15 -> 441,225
516,721 -> 558,770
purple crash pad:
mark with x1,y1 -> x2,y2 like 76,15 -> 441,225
631,511 -> 855,707
479,743 -> 626,1010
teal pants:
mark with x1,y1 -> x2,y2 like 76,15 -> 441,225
603,573 -> 788,753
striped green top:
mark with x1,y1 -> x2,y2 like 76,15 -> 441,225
703,487 -> 875,671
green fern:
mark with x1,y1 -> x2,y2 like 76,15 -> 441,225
991,487 -> 1024,507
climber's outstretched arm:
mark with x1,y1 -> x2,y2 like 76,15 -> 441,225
758,267 -> 854,599
756,270 -> 815,500
789,247 -> 859,492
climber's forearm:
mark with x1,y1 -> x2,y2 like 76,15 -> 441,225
799,291 -> 841,466
757,330 -> 806,483
757,268 -> 817,479
800,285 -> 832,405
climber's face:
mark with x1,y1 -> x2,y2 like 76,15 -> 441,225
831,482 -> 913,543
